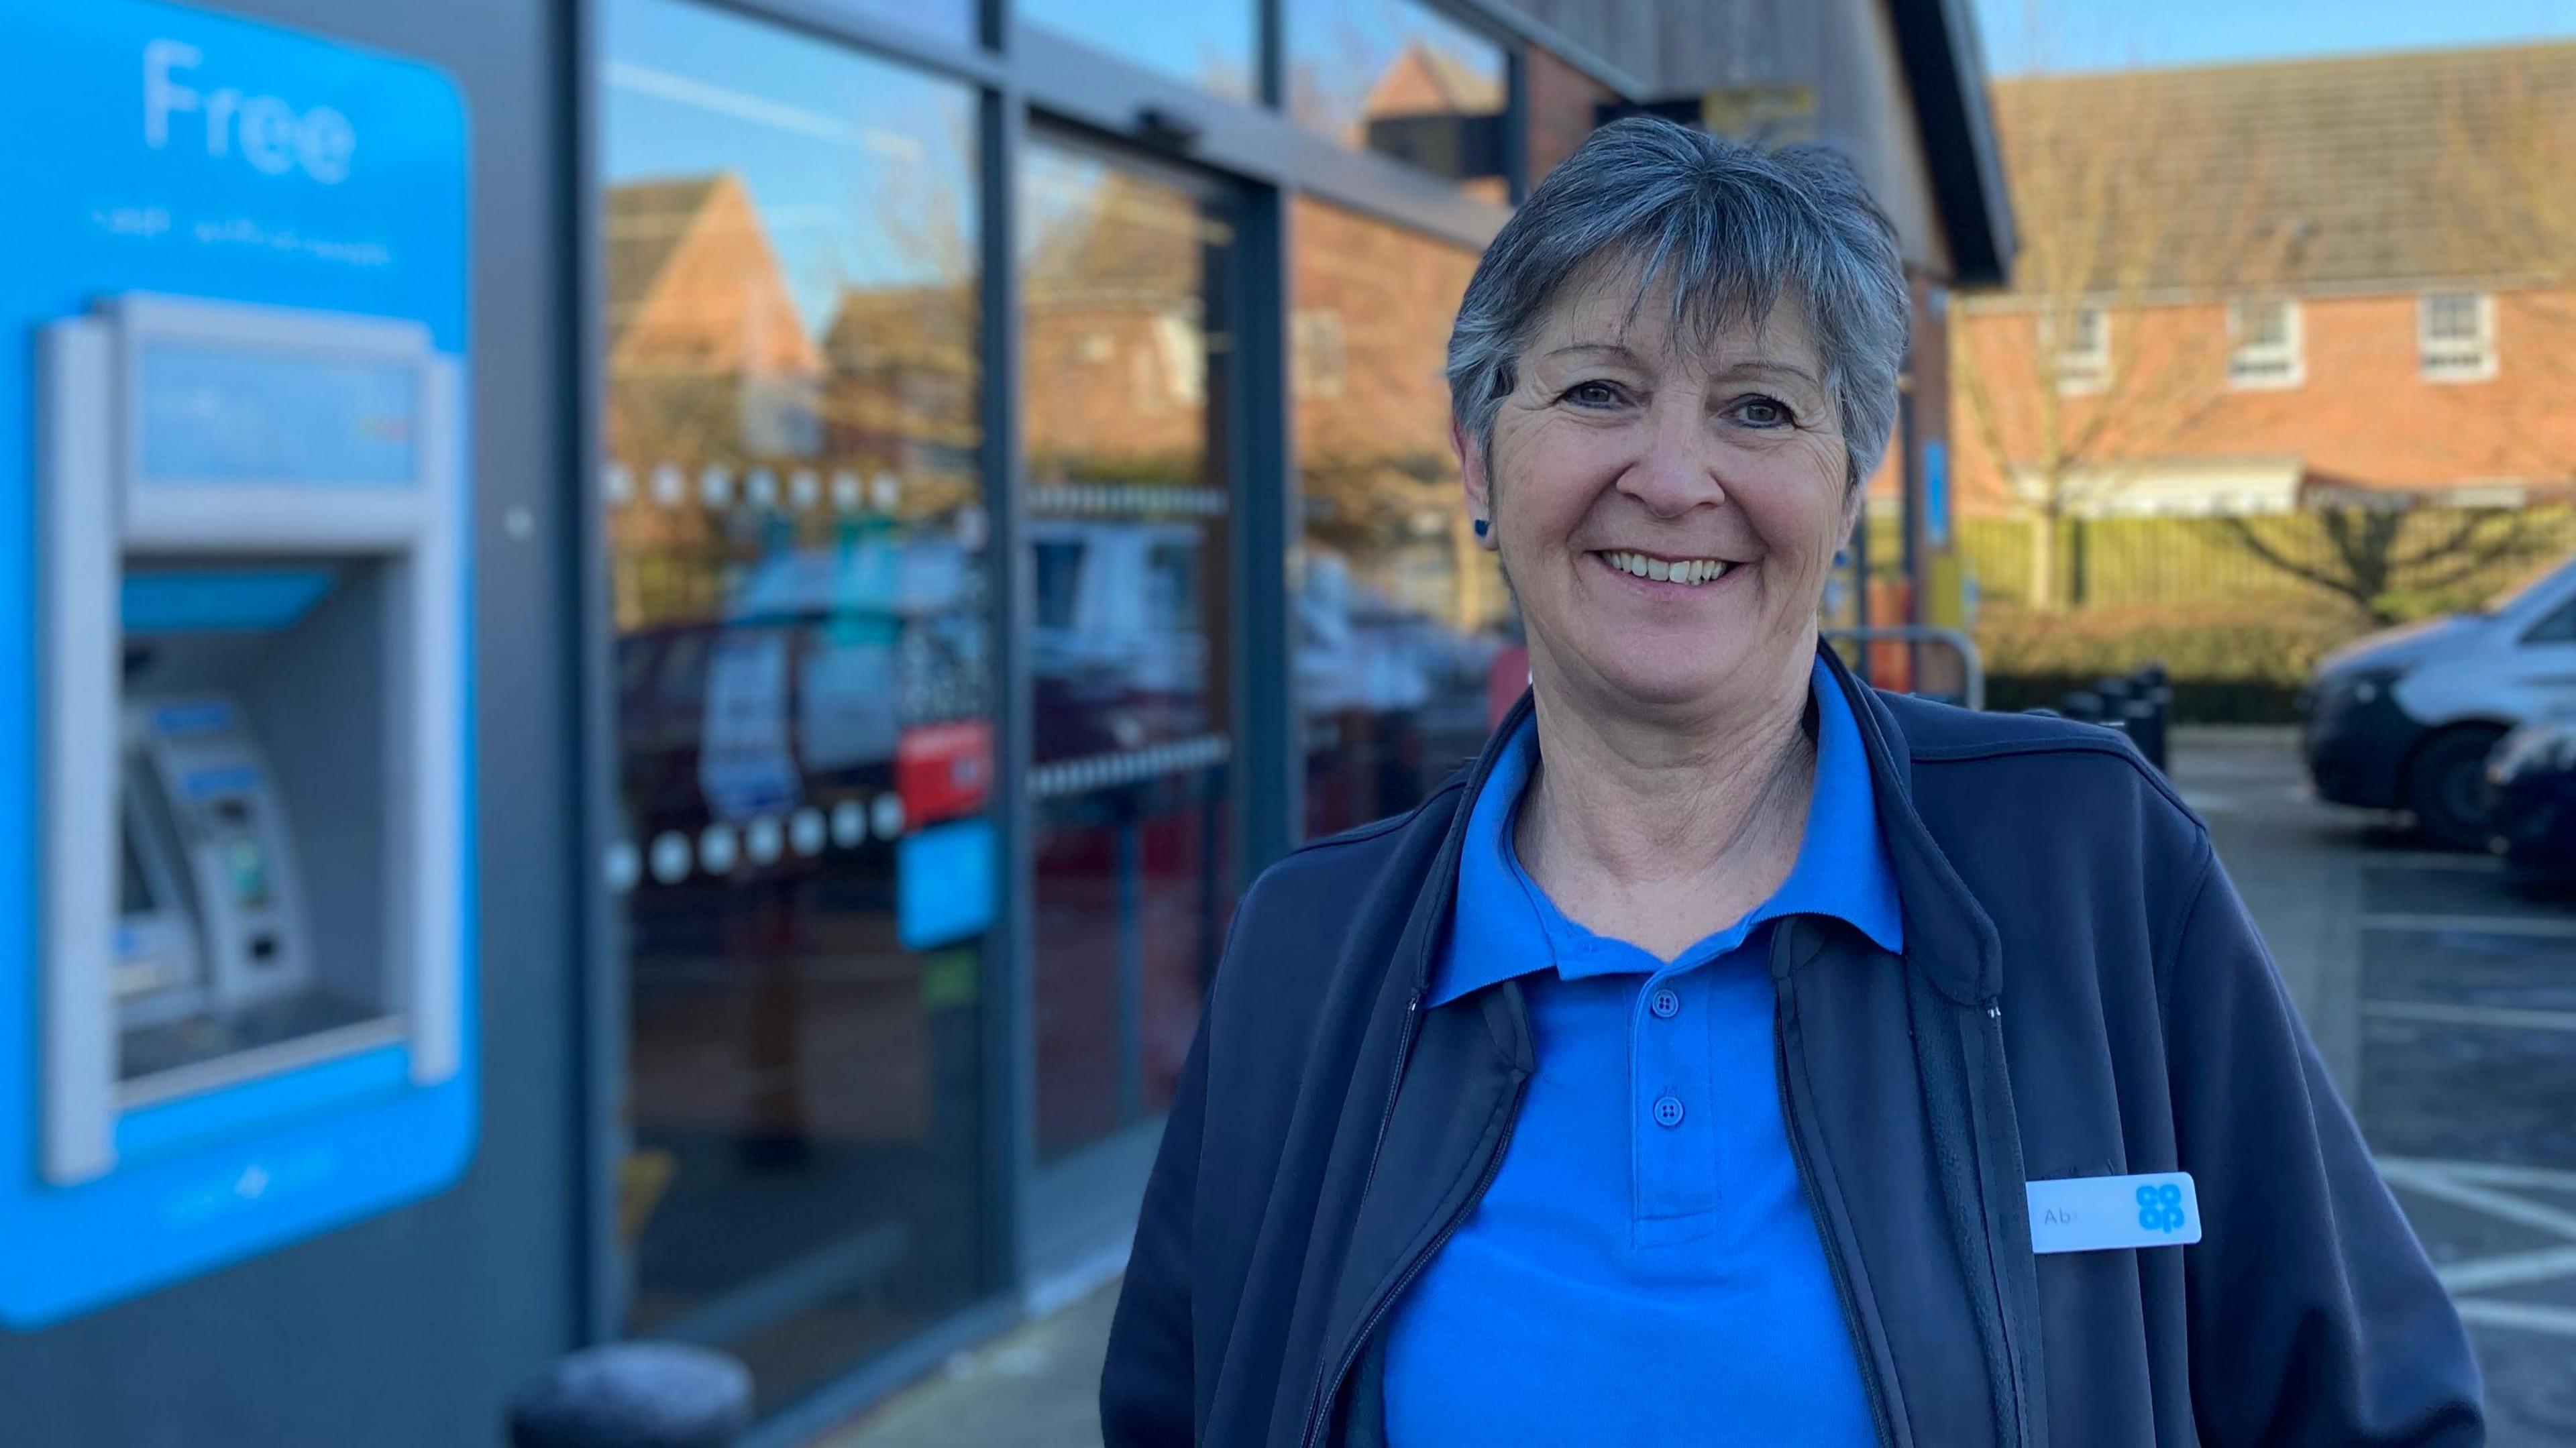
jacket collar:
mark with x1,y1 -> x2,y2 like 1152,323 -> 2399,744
1427,642 -> 2000,1009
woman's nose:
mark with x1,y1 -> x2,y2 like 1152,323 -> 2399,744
1615,406 -> 1726,518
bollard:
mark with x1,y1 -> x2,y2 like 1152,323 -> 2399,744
2121,698 -> 2165,773
508,1342 -> 753,1448
2136,664 -> 2174,773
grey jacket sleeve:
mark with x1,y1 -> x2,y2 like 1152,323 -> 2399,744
2163,838 -> 2485,1445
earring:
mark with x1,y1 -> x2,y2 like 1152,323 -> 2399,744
1472,518 -> 1489,538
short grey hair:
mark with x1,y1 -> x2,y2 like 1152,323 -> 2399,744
1447,118 -> 1911,494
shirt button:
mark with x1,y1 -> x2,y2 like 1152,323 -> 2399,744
1652,1095 -> 1686,1128
1649,987 -> 1681,1019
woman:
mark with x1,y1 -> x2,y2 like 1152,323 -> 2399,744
1101,119 -> 2480,1447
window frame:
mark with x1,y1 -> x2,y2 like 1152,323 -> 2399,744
2044,304 -> 2110,396
2419,290 -> 2498,383
2226,296 -> 2303,390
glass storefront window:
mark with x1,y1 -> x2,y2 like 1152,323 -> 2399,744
1016,0 -> 1257,102
1020,142 -> 1238,1162
1289,0 -> 1511,195
1292,198 -> 1509,840
600,0 -> 991,1413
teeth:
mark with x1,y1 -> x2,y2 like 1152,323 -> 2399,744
1604,551 -> 1731,586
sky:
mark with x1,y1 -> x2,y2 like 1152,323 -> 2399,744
1972,0 -> 2576,75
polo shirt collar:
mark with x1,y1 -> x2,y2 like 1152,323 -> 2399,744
1432,657 -> 1904,1007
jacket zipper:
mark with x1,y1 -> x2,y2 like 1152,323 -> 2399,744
1972,1000 -> 2033,1447
1297,1056 -> 1526,1448
1774,970 -> 1899,1448
1354,990 -> 1424,1208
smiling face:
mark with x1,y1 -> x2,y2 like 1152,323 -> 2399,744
1462,265 -> 1858,724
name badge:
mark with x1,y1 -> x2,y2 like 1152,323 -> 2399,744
2027,1172 -> 2202,1254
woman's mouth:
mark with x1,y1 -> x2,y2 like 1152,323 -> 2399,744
1594,550 -> 1737,588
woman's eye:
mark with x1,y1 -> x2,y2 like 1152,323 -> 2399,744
1563,380 -> 1624,408
1735,395 -> 1794,428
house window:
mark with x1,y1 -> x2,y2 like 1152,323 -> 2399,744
2227,298 -> 2302,388
2043,305 -> 2109,394
2420,292 -> 2496,382
1291,309 -> 1348,398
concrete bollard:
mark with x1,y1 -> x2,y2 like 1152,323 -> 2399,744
507,1342 -> 753,1448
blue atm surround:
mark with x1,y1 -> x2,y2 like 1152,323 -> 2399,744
0,1 -> 472,1327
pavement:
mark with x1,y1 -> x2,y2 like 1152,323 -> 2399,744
814,726 -> 2576,1447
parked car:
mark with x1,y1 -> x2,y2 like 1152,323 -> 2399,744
2489,713 -> 2576,891
2300,551 -> 2576,848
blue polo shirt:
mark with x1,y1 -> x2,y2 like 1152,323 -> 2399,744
1383,658 -> 1902,1446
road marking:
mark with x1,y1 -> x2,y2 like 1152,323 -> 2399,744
2361,911 -> 2576,938
2438,1243 -> 2576,1292
2379,1157 -> 2576,1193
2378,1161 -> 2576,1241
2365,853 -> 2508,873
2361,1000 -> 2576,1034
2453,1298 -> 2576,1338
2180,791 -> 2240,814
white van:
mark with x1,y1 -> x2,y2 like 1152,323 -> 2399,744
2300,551 -> 2576,846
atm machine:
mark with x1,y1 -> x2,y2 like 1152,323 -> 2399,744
1,1 -> 472,1327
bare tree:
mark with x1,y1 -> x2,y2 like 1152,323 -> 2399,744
2216,504 -> 2550,626
1951,70 -> 2297,610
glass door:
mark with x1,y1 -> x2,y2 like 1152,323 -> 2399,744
1019,138 -> 1240,1163
598,0 -> 996,1412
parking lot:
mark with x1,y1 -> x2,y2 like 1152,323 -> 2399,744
2186,728 -> 2576,1444
828,726 -> 2576,1447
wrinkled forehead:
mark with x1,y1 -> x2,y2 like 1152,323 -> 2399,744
1526,249 -> 1821,374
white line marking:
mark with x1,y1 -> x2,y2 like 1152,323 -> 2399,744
2453,1298 -> 2576,1337
2379,1157 -> 2576,1193
2377,1162 -> 2576,1241
2361,1000 -> 2576,1034
2361,911 -> 2576,938
2367,853 -> 2507,873
2438,1243 -> 2576,1292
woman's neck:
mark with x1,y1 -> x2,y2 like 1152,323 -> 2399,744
1513,654 -> 1817,958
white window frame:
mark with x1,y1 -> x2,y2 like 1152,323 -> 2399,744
2226,297 -> 2303,388
2419,291 -> 2497,382
2044,304 -> 2110,396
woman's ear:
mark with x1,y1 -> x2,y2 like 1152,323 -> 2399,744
1454,417 -> 1499,550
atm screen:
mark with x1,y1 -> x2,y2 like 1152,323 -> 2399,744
138,343 -> 419,487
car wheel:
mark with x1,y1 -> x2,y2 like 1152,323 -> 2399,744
2406,726 -> 2508,851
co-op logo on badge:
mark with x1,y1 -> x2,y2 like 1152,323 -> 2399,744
2136,1182 -> 2188,1234
142,38 -> 355,184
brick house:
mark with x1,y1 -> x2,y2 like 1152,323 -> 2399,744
1954,43 -> 2576,526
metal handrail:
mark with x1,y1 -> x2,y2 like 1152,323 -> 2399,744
1823,624 -> 1986,712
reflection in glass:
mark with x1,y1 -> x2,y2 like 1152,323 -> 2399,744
1021,144 -> 1235,1162
1292,199 -> 1510,840
602,0 -> 990,1413
1017,0 -> 1256,102
1289,0 -> 1510,195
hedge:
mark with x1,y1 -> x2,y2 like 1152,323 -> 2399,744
1973,602 -> 2366,724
